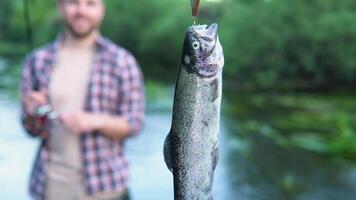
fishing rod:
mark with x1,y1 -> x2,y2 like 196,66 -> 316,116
23,0 -> 34,51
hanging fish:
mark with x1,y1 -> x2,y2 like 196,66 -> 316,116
164,23 -> 224,200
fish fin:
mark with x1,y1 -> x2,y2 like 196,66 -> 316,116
210,78 -> 219,102
212,145 -> 219,170
164,132 -> 173,172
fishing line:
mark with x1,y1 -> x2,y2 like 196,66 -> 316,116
191,0 -> 200,25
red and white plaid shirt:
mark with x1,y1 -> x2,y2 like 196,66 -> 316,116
20,35 -> 145,200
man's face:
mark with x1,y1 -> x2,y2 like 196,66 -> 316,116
59,0 -> 105,38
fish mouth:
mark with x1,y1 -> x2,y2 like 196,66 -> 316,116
192,23 -> 218,39
205,23 -> 218,38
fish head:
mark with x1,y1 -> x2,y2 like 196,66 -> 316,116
182,23 -> 224,77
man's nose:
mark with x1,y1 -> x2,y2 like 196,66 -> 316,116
76,2 -> 88,15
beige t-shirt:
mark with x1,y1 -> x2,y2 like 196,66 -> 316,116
47,47 -> 93,199
46,47 -> 126,200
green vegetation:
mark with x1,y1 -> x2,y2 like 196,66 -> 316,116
0,60 -> 21,99
224,92 -> 356,161
220,0 -> 356,90
1,0 -> 355,89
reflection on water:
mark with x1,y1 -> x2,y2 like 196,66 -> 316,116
224,129 -> 356,200
222,92 -> 356,200
0,95 -> 39,200
1,91 -> 356,200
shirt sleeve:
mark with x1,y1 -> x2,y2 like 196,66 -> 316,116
20,53 -> 47,138
116,52 -> 146,136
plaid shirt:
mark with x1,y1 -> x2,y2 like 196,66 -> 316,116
20,35 -> 145,200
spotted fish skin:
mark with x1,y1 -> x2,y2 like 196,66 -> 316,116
164,23 -> 224,200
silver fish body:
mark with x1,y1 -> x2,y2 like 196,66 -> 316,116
164,23 -> 224,200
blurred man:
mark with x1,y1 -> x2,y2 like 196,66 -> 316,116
20,0 -> 145,199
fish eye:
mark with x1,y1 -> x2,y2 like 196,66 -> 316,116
192,41 -> 200,49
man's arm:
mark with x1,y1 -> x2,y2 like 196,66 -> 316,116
60,112 -> 131,141
115,52 -> 145,137
94,114 -> 131,140
20,53 -> 48,138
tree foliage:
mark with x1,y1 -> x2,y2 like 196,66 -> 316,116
0,0 -> 355,90
220,0 -> 356,89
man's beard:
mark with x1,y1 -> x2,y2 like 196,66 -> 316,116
65,20 -> 98,39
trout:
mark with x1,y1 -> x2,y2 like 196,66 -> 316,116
164,23 -> 224,200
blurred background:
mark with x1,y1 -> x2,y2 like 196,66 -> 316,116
0,0 -> 356,199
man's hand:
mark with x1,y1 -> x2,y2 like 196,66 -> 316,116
23,90 -> 48,115
60,112 -> 131,141
60,112 -> 101,134
22,90 -> 49,138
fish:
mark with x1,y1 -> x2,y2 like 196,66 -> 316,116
164,23 -> 224,200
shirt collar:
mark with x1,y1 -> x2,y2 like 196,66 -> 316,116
52,33 -> 107,53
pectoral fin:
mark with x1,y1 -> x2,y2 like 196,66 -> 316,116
163,131 -> 173,172
212,145 -> 219,171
